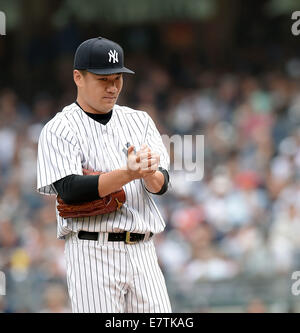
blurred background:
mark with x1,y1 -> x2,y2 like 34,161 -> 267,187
1,0 -> 300,313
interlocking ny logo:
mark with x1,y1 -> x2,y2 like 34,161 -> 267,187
0,11 -> 6,36
108,49 -> 118,63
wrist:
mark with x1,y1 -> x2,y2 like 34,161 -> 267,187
142,170 -> 157,181
123,167 -> 138,182
142,170 -> 164,194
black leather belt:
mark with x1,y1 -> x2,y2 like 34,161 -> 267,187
78,230 -> 153,244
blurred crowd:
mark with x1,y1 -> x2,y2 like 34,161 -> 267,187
1,44 -> 300,312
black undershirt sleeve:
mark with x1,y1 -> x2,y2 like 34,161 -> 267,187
53,175 -> 100,204
53,167 -> 169,204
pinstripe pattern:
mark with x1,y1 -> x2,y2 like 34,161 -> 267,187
37,102 -> 171,313
65,232 -> 171,313
37,103 -> 169,239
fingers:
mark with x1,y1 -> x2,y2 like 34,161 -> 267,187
136,144 -> 149,158
127,145 -> 135,155
141,158 -> 158,169
140,154 -> 160,172
127,146 -> 140,171
126,144 -> 160,179
140,143 -> 149,150
136,146 -> 160,161
82,168 -> 90,175
140,152 -> 160,166
136,151 -> 151,161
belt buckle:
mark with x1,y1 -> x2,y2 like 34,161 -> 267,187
125,231 -> 138,245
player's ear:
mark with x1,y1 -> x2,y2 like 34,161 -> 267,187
73,70 -> 85,87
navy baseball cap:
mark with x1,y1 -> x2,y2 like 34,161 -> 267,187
74,37 -> 135,75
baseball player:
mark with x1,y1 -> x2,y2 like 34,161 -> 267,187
36,37 -> 172,313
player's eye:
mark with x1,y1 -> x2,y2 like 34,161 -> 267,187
98,78 -> 107,81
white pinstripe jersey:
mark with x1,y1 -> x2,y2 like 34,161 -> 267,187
36,103 -> 170,239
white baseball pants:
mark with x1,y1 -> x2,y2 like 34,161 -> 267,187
64,232 -> 172,313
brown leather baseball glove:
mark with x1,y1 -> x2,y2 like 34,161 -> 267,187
56,169 -> 126,218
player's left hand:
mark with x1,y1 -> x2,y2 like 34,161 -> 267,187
136,144 -> 160,176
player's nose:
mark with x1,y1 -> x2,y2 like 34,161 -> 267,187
106,81 -> 119,93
